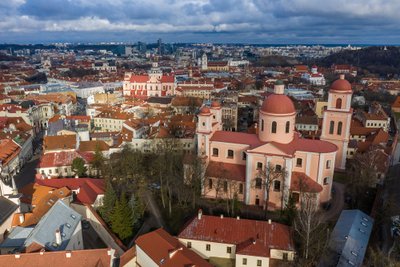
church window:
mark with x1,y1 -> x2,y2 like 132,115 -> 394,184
208,179 -> 213,189
336,98 -> 342,109
242,152 -> 247,160
202,122 -> 205,126
227,150 -> 234,158
255,178 -> 262,189
223,181 -> 228,192
274,180 -> 281,192
285,121 -> 290,133
329,121 -> 334,134
276,164 -> 282,171
296,158 -> 303,167
337,121 -> 343,135
261,119 -> 264,131
239,183 -> 244,194
326,160 -> 331,169
272,121 -> 277,133
212,148 -> 219,156
257,162 -> 263,170
324,177 -> 329,185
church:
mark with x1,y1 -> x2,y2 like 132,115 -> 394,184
196,75 -> 352,210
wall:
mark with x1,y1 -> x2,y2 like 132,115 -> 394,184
178,238 -> 235,259
70,203 -> 126,256
136,246 -> 158,267
65,221 -> 84,251
235,254 -> 269,267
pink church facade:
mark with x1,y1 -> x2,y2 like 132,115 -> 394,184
197,78 -> 353,210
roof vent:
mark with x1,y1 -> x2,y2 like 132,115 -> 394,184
348,260 -> 355,266
362,217 -> 369,222
71,214 -> 76,219
236,216 -> 240,220
220,214 -> 224,219
66,251 -> 72,258
359,228 -> 366,234
351,251 -> 358,257
15,254 -> 20,259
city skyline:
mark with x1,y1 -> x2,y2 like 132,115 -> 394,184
0,0 -> 400,44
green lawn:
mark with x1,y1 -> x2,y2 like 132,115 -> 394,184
333,172 -> 348,184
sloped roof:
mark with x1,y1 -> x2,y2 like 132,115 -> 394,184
24,200 -> 82,251
178,215 -> 294,258
35,178 -> 105,205
318,210 -> 373,267
43,135 -> 76,151
0,248 -> 114,267
205,161 -> 246,182
38,150 -> 93,168
290,172 -> 323,193
0,196 -> 18,225
136,228 -> 211,267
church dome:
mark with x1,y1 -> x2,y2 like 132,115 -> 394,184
200,106 -> 211,114
261,94 -> 296,115
330,75 -> 352,92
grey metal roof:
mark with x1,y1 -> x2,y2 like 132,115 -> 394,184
0,226 -> 33,249
23,200 -> 82,251
318,209 -> 374,267
0,196 -> 18,225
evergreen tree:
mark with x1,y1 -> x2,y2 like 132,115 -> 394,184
91,144 -> 105,178
99,180 -> 117,224
71,157 -> 87,177
128,194 -> 145,227
111,193 -> 134,241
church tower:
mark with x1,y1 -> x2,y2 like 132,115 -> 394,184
258,81 -> 296,144
196,107 -> 213,157
320,74 -> 353,170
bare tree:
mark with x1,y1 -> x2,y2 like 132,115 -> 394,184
293,176 -> 328,266
251,163 -> 287,211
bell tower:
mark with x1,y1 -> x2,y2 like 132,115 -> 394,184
320,75 -> 353,170
196,107 -> 213,157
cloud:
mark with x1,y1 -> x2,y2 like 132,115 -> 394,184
0,0 -> 398,43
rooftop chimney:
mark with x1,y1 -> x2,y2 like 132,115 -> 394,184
66,251 -> 71,258
339,74 -> 345,80
220,214 -> 224,219
198,209 -> 203,220
236,216 -> 240,220
55,229 -> 62,245
268,219 -> 272,224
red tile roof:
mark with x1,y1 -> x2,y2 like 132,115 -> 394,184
178,215 -> 294,257
0,139 -> 21,165
136,228 -> 212,267
35,178 -> 105,205
290,172 -> 323,193
271,134 -> 337,154
130,75 -> 149,83
43,135 -> 77,151
38,151 -> 93,168
210,131 -> 263,148
0,248 -> 114,267
205,161 -> 246,182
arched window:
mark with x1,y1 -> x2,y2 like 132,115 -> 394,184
255,178 -> 262,189
336,98 -> 342,109
271,121 -> 277,133
261,119 -> 264,131
329,121 -> 334,134
285,121 -> 290,133
337,121 -> 343,135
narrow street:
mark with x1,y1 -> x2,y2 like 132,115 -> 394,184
322,182 -> 345,222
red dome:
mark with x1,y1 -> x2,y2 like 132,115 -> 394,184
330,78 -> 352,92
211,101 -> 220,108
261,94 -> 295,114
200,106 -> 211,114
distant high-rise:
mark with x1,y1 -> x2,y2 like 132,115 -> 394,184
157,38 -> 163,56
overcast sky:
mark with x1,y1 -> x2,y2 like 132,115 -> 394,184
0,0 -> 399,44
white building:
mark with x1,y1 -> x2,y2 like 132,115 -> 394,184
178,212 -> 295,267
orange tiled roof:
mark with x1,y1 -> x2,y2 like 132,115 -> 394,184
43,135 -> 76,151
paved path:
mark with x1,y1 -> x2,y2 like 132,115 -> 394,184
322,182 -> 345,222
